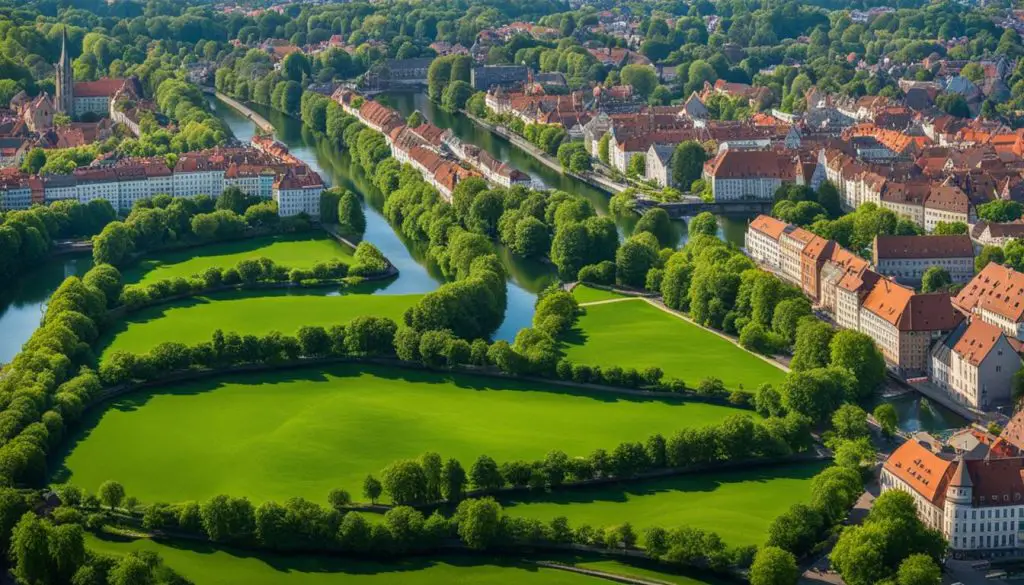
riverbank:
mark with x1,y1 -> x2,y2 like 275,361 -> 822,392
463,111 -> 627,194
204,87 -> 275,135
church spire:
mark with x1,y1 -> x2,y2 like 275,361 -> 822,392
55,26 -> 73,115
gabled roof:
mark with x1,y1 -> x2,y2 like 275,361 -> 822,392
883,439 -> 954,506
953,263 -> 1024,322
951,319 -> 1007,367
873,235 -> 974,260
748,214 -> 788,240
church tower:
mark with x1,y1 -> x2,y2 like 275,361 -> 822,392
55,27 -> 73,115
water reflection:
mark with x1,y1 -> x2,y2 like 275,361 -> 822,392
885,394 -> 967,435
0,255 -> 93,364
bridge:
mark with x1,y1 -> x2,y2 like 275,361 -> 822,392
633,196 -> 772,218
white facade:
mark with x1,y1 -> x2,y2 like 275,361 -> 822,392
273,186 -> 320,217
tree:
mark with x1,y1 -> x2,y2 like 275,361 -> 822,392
283,52 -> 311,82
381,459 -> 428,505
98,480 -> 125,510
633,208 -> 675,248
407,111 -> 423,128
616,234 -> 659,288
216,186 -> 249,215
338,190 -> 367,237
976,245 -> 1005,272
936,93 -> 969,118
441,458 -> 467,503
10,513 -> 51,585
689,212 -> 717,236
455,497 -> 502,549
363,475 -> 382,504
920,266 -> 952,293
832,404 -> 870,441
598,134 -> 611,165
327,489 -> 351,510
830,330 -> 886,401
470,455 -> 504,491
791,320 -> 834,371
672,141 -> 707,188
932,221 -> 967,235
977,200 -> 1023,223
441,80 -> 474,112
627,153 -> 646,178
896,554 -> 941,585
620,65 -> 658,98
750,546 -> 799,585
873,403 -> 898,438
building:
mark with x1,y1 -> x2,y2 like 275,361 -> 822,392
882,439 -> 1024,555
55,27 -> 73,115
931,319 -> 1021,410
872,235 -> 975,284
953,264 -> 1024,340
860,281 -> 963,375
470,66 -> 529,90
54,27 -> 135,120
645,144 -> 675,187
778,226 -> 817,285
745,214 -> 788,271
703,149 -> 794,201
972,221 -> 1024,247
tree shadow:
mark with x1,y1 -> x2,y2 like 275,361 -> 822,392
90,532 -> 559,578
497,460 -> 828,511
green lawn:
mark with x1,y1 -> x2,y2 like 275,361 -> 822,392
99,289 -> 419,359
560,298 -> 786,391
85,534 -> 603,585
123,233 -> 355,286
571,285 -> 631,305
502,461 -> 827,547
57,364 -> 746,504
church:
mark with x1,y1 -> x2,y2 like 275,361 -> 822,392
18,27 -> 138,132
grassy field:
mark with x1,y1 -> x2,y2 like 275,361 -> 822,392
502,461 -> 827,547
123,233 -> 355,286
57,364 -> 746,504
99,289 -> 419,359
571,285 -> 631,305
85,534 -> 604,585
560,298 -> 786,391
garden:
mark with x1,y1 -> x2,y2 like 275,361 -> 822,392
560,291 -> 787,391
56,363 -> 748,504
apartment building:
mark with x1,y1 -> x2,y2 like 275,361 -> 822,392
872,235 -> 975,284
703,149 -> 795,201
745,214 -> 788,271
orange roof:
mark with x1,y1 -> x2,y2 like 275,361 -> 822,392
953,319 -> 1005,367
954,263 -> 1024,322
748,214 -> 788,240
73,78 -> 127,98
862,279 -> 915,327
883,440 -> 954,506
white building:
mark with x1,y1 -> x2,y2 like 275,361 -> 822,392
954,264 -> 1024,340
703,149 -> 793,201
882,440 -> 1024,555
745,214 -> 788,271
872,235 -> 975,285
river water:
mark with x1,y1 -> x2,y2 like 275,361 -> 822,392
0,255 -> 93,364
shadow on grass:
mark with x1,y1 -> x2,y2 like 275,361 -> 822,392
496,461 -> 828,510
90,532 -> 556,578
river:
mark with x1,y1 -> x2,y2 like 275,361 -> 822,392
208,96 -> 549,341
0,255 -> 93,364
381,92 -> 750,247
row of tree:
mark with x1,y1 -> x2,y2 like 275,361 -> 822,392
0,199 -> 116,284
92,191 -> 308,267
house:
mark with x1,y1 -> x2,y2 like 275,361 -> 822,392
778,226 -> 817,286
930,319 -> 1021,410
872,235 -> 975,284
645,144 -> 675,187
972,221 -> 1024,247
953,263 -> 1024,340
